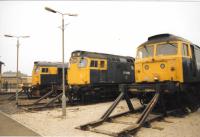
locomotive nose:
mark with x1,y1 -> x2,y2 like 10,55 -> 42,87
136,59 -> 177,83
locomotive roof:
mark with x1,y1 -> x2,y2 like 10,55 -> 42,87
34,61 -> 68,68
71,50 -> 134,61
139,33 -> 191,47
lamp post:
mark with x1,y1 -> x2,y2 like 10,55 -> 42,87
4,34 -> 30,106
45,7 -> 78,117
0,60 -> 4,92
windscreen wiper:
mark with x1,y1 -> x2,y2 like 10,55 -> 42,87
144,45 -> 149,55
167,43 -> 177,48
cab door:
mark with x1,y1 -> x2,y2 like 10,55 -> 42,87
90,60 -> 100,84
190,44 -> 197,77
99,60 -> 107,83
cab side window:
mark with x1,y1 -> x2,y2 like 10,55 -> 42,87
35,67 -> 39,73
90,60 -> 98,67
182,43 -> 189,56
79,58 -> 87,68
42,68 -> 48,73
100,61 -> 105,68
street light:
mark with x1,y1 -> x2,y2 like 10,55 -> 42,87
4,34 -> 30,106
45,7 -> 78,117
0,60 -> 5,92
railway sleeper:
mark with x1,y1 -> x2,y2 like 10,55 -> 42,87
76,84 -> 163,137
26,93 -> 62,111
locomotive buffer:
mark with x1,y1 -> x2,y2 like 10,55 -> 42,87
76,84 -> 167,137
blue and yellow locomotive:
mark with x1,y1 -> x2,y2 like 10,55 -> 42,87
134,34 -> 200,109
67,50 -> 135,102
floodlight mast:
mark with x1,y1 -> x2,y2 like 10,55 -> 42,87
45,7 -> 78,118
4,34 -> 30,106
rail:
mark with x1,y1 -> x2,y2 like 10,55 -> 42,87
77,84 -> 162,136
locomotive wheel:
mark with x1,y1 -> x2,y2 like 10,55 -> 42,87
67,90 -> 76,105
80,92 -> 86,104
139,93 -> 153,107
187,92 -> 199,112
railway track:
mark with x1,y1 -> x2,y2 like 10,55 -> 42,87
76,84 -> 188,137
0,92 -> 15,95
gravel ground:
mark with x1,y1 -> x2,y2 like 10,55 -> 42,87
5,98 -> 200,137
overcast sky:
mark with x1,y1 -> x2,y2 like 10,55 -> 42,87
0,1 -> 200,75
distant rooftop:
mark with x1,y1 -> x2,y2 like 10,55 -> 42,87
2,71 -> 28,77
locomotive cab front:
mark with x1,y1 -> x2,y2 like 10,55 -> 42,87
31,61 -> 68,96
68,51 -> 108,85
68,52 -> 90,85
135,34 -> 192,85
32,65 -> 40,86
134,34 -> 200,109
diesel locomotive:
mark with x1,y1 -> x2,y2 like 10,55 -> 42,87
31,61 -> 68,97
133,33 -> 200,109
67,50 -> 135,102
77,34 -> 200,136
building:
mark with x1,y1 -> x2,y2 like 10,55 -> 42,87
1,71 -> 32,90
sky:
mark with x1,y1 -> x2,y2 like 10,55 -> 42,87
0,1 -> 200,75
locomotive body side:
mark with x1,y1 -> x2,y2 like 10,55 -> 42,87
67,50 -> 134,102
68,51 -> 134,86
182,44 -> 200,83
